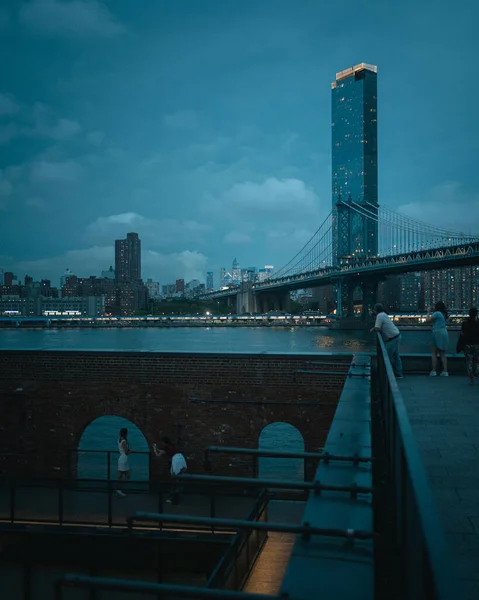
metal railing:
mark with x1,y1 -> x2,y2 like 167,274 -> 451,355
54,491 -> 271,599
207,490 -> 268,590
54,575 -> 283,600
375,334 -> 464,599
0,476 -> 260,531
204,445 -> 327,480
68,449 -> 151,482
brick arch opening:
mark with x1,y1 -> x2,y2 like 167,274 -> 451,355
76,415 -> 150,481
258,422 -> 305,481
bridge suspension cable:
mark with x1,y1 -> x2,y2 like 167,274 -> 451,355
271,212 -> 333,279
269,201 -> 478,282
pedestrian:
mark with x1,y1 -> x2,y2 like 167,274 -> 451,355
458,307 -> 479,385
426,301 -> 449,377
117,427 -> 134,497
152,436 -> 187,504
370,303 -> 403,379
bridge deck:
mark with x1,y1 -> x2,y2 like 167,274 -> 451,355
399,375 -> 479,600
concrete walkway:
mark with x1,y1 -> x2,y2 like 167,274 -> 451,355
398,375 -> 479,600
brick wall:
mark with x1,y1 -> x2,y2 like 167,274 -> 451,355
0,350 -> 350,479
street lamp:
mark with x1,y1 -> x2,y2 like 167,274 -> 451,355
217,301 -> 220,318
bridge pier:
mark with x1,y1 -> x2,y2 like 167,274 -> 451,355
361,280 -> 378,322
235,282 -> 259,314
336,280 -> 355,318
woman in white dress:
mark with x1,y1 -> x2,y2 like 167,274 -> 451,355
117,427 -> 134,497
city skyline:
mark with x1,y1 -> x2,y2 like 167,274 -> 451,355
1,1 -> 479,284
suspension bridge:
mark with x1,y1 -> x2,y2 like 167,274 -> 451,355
201,201 -> 479,318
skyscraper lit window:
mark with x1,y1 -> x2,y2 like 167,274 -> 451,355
331,63 -> 378,265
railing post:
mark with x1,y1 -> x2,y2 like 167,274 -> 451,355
9,480 -> 15,523
252,454 -> 258,478
107,451 -> 111,481
158,487 -> 163,531
108,479 -> 113,528
58,480 -> 64,525
210,491 -> 216,533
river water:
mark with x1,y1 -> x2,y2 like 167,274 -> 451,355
1,326 -> 457,481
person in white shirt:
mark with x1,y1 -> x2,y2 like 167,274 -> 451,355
370,303 -> 403,379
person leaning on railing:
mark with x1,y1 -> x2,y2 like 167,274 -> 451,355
425,301 -> 449,377
457,306 -> 479,385
370,303 -> 403,379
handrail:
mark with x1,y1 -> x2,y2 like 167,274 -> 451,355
207,490 -> 268,590
68,448 -> 151,480
176,473 -> 373,496
127,511 -> 375,540
54,575 -> 283,600
203,445 -> 362,480
376,334 -> 464,599
0,476 -> 258,530
204,445 -> 369,461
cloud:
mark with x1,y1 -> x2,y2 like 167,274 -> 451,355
144,249 -> 208,282
397,181 -> 479,234
0,9 -> 10,28
0,170 -> 13,197
0,179 -> 13,197
0,93 -> 19,116
214,177 -> 319,216
29,103 -> 81,139
85,212 -> 212,247
19,0 -> 126,38
162,110 -> 198,131
0,124 -> 18,144
87,130 -> 105,146
25,197 -> 46,210
6,246 -> 208,285
223,231 -> 252,244
30,160 -> 83,183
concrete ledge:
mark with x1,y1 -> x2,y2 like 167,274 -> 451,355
280,353 -> 373,600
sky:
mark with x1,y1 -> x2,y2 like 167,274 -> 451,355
1,0 -> 479,287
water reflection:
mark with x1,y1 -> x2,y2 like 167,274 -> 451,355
0,325 -> 453,354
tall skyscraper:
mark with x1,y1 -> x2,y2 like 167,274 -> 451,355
115,232 -> 141,282
331,63 -> 378,265
206,271 -> 214,290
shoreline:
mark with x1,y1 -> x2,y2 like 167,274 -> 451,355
0,322 -> 462,331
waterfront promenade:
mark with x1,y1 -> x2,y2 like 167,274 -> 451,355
399,375 -> 479,600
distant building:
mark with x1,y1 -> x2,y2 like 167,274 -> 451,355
257,266 -> 274,282
145,278 -> 160,298
422,267 -> 479,312
206,271 -> 214,290
115,232 -> 141,283
399,273 -> 420,312
311,286 -> 335,314
232,258 -> 241,283
0,270 -> 3,285
0,295 -> 105,317
162,284 -> 177,298
60,268 -> 75,289
42,296 -> 105,317
378,277 -> 401,312
176,279 -> 185,295
4,272 -> 15,287
242,267 -> 256,282
186,279 -> 201,292
101,266 -> 115,280
220,267 -> 226,287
